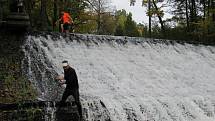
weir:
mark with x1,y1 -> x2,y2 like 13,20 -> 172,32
18,32 -> 215,121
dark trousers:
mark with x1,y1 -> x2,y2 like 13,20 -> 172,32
60,88 -> 82,118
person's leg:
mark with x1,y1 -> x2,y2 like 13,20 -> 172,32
60,90 -> 70,105
63,23 -> 70,33
67,24 -> 71,33
72,89 -> 82,119
61,24 -> 64,32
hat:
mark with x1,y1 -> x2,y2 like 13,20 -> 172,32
62,60 -> 68,67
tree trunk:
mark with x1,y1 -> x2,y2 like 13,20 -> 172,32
203,0 -> 206,20
24,0 -> 34,27
208,0 -> 210,18
97,14 -> 101,34
40,0 -> 49,30
0,1 -> 3,21
212,0 -> 215,21
148,0 -> 151,38
53,0 -> 58,31
152,0 -> 165,37
207,0 -> 211,34
185,0 -> 190,32
190,0 -> 196,22
193,0 -> 196,18
97,0 -> 101,34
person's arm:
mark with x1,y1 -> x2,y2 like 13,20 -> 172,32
55,75 -> 65,85
68,16 -> 74,24
55,75 -> 64,80
55,18 -> 62,25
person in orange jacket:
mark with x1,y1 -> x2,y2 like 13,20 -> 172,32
55,11 -> 74,33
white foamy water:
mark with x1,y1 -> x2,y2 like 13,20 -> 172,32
23,34 -> 215,121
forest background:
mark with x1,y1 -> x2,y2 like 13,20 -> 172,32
0,0 -> 215,44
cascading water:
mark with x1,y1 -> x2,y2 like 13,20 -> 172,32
22,32 -> 215,121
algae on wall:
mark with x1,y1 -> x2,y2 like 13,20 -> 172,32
0,31 -> 37,103
0,107 -> 44,121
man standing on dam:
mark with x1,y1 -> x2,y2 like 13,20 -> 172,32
56,60 -> 82,119
55,11 -> 74,33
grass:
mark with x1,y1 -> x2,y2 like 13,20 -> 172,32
0,31 -> 37,103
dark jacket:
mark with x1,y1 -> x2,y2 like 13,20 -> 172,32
64,67 -> 79,90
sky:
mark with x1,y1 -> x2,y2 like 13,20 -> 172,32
111,0 -> 148,24
111,0 -> 172,24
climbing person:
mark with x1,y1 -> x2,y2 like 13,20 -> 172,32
55,11 -> 74,33
55,60 -> 82,120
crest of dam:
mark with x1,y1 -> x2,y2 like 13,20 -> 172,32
21,32 -> 215,121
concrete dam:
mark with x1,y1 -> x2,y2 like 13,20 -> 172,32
15,32 -> 215,121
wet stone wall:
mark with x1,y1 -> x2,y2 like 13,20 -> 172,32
0,101 -> 80,121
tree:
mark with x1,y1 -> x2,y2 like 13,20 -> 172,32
75,11 -> 97,33
131,0 -> 165,38
100,12 -> 115,35
114,9 -> 127,36
114,10 -> 140,37
185,0 -> 189,31
165,0 -> 215,44
190,0 -> 197,23
40,0 -> 50,30
85,0 -> 112,34
152,0 -> 165,37
124,13 -> 140,37
115,24 -> 125,36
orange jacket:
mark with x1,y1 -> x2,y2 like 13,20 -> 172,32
61,12 -> 72,24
